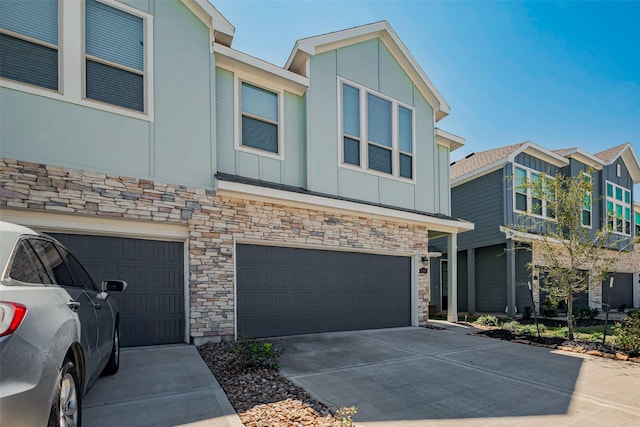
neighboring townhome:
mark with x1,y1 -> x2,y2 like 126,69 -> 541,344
431,141 -> 639,317
0,0 -> 472,345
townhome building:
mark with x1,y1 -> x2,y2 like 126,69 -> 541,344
0,0 -> 472,345
432,141 -> 640,317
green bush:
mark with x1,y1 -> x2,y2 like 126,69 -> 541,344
543,300 -> 558,318
501,320 -> 521,332
475,315 -> 499,326
517,324 -> 545,336
552,326 -> 569,338
589,331 -> 604,341
614,310 -> 640,354
574,306 -> 600,320
233,339 -> 281,370
522,306 -> 532,321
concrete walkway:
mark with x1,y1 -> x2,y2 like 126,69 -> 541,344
277,324 -> 640,426
83,345 -> 242,427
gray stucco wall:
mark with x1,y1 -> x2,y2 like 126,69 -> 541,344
0,0 -> 214,188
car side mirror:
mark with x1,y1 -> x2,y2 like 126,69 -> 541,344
101,280 -> 128,293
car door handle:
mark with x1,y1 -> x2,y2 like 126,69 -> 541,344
67,301 -> 80,312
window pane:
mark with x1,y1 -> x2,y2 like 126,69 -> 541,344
342,84 -> 360,137
515,167 -> 527,190
242,115 -> 278,153
86,59 -> 144,111
606,183 -> 613,197
86,0 -> 144,71
615,186 -> 623,201
242,82 -> 278,122
9,241 -> 48,284
625,190 -> 630,204
28,239 -> 74,286
0,0 -> 58,45
532,197 -> 542,215
515,193 -> 527,211
59,247 -> 96,290
582,210 -> 591,226
343,137 -> 360,166
368,144 -> 392,174
625,207 -> 631,220
399,106 -> 412,153
367,94 -> 391,147
400,153 -> 412,179
0,34 -> 58,90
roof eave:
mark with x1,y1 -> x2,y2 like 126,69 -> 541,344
180,0 -> 235,47
511,142 -> 570,168
435,128 -> 465,152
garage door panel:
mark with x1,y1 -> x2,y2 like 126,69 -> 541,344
237,244 -> 411,338
49,233 -> 184,347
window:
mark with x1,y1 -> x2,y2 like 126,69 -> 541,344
605,181 -> 632,235
28,239 -> 74,286
582,173 -> 592,227
635,212 -> 640,236
0,0 -> 59,90
8,241 -> 50,284
340,80 -> 415,180
1,0 -> 152,119
513,165 -> 553,219
240,82 -> 280,154
58,247 -> 97,290
85,0 -> 145,111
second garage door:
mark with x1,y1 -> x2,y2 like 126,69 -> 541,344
49,233 -> 185,347
237,244 -> 411,338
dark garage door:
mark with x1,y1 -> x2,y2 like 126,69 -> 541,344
237,244 -> 411,338
49,233 -> 184,347
602,273 -> 634,310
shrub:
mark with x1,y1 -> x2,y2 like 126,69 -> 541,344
543,300 -> 558,318
522,306 -> 532,321
501,320 -> 521,332
475,315 -> 499,326
589,331 -> 604,342
233,339 -> 281,370
552,326 -> 569,338
517,324 -> 545,336
614,310 -> 640,354
574,306 -> 600,320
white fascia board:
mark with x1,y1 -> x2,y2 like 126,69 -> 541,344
180,0 -> 234,46
435,128 -> 465,152
0,208 -> 189,241
285,21 -> 450,121
510,142 -> 569,168
216,180 -> 474,234
560,148 -> 604,170
215,44 -> 309,96
619,144 -> 640,182
451,160 -> 508,188
500,225 -> 562,244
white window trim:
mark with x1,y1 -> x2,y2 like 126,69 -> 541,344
605,180 -> 632,236
581,172 -> 592,229
338,77 -> 416,184
513,164 -> 554,220
0,0 -> 153,122
234,76 -> 284,160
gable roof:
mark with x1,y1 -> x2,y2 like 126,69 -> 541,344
552,147 -> 603,170
595,142 -> 640,182
180,0 -> 235,47
450,141 -> 569,187
285,21 -> 451,122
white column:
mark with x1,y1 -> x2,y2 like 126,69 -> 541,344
447,233 -> 458,322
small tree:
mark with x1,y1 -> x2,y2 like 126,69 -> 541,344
511,170 -> 620,340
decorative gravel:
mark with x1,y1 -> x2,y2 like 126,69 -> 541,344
198,341 -> 337,426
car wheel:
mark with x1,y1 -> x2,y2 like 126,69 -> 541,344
102,323 -> 120,376
48,357 -> 81,427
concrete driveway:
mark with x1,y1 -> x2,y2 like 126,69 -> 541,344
277,323 -> 640,426
83,345 -> 242,427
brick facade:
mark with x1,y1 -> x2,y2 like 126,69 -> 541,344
0,159 -> 431,341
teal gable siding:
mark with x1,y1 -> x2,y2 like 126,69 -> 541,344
0,0 -> 215,188
307,38 -> 444,214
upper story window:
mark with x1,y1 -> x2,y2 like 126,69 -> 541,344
0,0 -> 152,119
85,0 -> 145,112
240,82 -> 280,155
340,79 -> 415,181
0,0 -> 59,91
581,173 -> 592,228
635,211 -> 640,236
514,165 -> 554,219
606,181 -> 632,235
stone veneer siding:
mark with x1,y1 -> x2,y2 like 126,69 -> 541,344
0,159 -> 431,341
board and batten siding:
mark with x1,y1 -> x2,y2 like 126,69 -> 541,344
452,169 -> 506,250
475,244 -> 507,313
306,38 -> 445,214
0,0 -> 215,188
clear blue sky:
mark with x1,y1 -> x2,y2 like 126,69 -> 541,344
213,0 -> 640,199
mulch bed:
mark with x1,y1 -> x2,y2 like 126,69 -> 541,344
198,341 -> 337,426
475,323 -> 640,363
